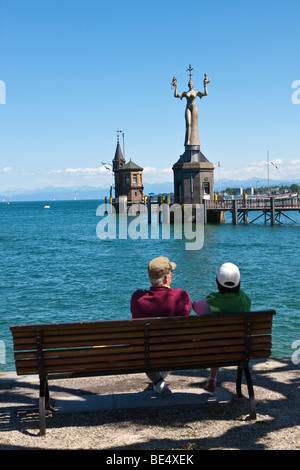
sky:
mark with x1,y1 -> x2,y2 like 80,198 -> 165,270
1,0 -> 300,192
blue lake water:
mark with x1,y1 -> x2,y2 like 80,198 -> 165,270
1,200 -> 299,371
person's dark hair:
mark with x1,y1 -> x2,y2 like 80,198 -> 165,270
216,278 -> 240,294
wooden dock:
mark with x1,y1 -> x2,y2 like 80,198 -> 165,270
204,195 -> 300,225
108,194 -> 300,225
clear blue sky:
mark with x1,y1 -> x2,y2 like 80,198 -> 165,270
1,0 -> 300,191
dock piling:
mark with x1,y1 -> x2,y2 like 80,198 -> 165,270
232,199 -> 238,225
270,197 -> 275,226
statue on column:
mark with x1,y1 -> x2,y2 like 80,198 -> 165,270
171,65 -> 210,147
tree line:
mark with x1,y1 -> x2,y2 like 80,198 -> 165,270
224,183 -> 299,195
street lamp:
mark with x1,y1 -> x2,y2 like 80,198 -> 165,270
255,179 -> 260,197
101,162 -> 114,200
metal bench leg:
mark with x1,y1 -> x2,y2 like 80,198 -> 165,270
236,365 -> 243,398
39,377 -> 49,436
243,364 -> 256,420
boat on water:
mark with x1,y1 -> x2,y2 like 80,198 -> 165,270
43,205 -> 50,209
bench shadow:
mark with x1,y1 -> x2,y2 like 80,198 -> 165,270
0,358 -> 298,450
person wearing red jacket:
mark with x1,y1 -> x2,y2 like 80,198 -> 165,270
130,256 -> 191,393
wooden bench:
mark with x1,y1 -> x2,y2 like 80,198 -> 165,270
10,309 -> 276,435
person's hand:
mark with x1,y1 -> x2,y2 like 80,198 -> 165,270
171,77 -> 177,88
204,73 -> 210,86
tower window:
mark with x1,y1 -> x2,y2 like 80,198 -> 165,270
125,174 -> 130,185
204,182 -> 210,194
133,174 -> 137,184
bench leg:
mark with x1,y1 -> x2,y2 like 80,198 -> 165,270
236,364 -> 257,420
39,377 -> 49,436
243,364 -> 256,420
236,365 -> 243,398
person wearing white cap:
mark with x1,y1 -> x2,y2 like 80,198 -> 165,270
192,262 -> 251,392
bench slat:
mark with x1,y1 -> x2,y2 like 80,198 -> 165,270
12,338 -> 145,351
147,328 -> 271,345
12,329 -> 145,350
149,342 -> 272,358
11,323 -> 146,337
14,344 -> 145,360
148,350 -> 272,368
147,313 -> 274,329
149,335 -> 271,351
9,311 -> 275,335
15,350 -> 147,370
14,361 -> 148,376
11,320 -> 273,351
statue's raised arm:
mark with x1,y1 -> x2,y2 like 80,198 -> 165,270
196,73 -> 211,98
171,76 -> 185,100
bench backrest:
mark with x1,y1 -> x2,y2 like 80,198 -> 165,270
10,310 -> 276,378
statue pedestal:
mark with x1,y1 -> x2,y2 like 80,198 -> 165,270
173,147 -> 215,205
176,145 -> 209,164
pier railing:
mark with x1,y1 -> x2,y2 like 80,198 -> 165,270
206,195 -> 300,211
109,194 -> 300,211
107,194 -> 299,224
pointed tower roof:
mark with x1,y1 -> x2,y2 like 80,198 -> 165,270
113,142 -> 125,163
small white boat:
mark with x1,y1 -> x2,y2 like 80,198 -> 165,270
44,205 -> 50,209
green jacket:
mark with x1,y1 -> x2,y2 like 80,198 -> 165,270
206,289 -> 251,314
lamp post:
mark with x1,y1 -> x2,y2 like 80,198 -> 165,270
267,151 -> 270,196
218,161 -> 221,194
255,179 -> 260,197
101,162 -> 113,200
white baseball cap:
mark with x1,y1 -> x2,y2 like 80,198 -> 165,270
217,263 -> 240,288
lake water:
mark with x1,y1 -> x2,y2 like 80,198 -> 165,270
1,200 -> 299,371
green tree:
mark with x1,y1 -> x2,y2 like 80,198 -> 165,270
290,184 -> 300,193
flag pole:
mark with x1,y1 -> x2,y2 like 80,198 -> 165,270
267,151 -> 270,196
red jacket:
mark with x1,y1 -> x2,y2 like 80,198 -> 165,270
130,286 -> 191,319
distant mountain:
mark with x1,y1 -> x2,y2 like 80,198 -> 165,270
1,179 -> 298,202
0,186 -> 108,202
0,183 -> 175,202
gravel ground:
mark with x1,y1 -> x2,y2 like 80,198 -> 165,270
0,358 -> 299,451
